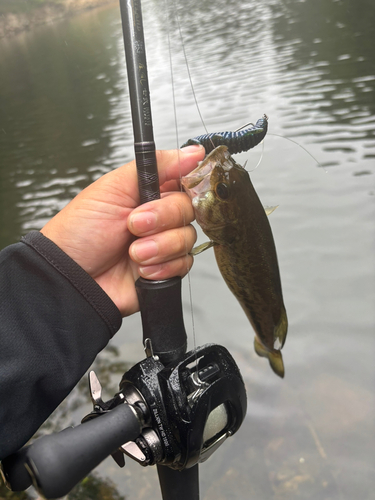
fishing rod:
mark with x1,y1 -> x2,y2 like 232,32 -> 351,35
1,2 -> 247,499
119,0 -> 188,366
119,0 -> 199,495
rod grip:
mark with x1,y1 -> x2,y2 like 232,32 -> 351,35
136,277 -> 187,364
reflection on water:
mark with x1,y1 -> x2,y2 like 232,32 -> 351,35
149,0 -> 375,165
0,0 -> 374,499
0,4 -> 132,248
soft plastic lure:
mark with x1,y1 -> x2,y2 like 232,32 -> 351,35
181,114 -> 268,155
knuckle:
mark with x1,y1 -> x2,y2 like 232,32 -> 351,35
178,225 -> 195,253
172,195 -> 193,226
171,199 -> 185,226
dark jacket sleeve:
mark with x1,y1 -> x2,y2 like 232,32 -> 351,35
0,231 -> 122,460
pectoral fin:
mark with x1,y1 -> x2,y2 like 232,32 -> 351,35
190,241 -> 217,256
254,337 -> 285,378
264,205 -> 279,216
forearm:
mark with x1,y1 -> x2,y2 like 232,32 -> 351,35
0,232 -> 122,460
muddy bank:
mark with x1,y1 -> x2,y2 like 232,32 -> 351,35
0,0 -> 116,38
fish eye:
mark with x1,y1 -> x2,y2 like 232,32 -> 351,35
215,182 -> 230,200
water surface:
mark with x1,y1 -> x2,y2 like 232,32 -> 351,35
0,0 -> 374,499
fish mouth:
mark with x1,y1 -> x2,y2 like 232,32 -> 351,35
181,161 -> 214,200
181,145 -> 232,200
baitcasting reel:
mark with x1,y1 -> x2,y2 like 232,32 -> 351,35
86,341 -> 247,471
1,341 -> 246,499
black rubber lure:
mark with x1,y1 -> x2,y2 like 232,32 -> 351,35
181,114 -> 268,155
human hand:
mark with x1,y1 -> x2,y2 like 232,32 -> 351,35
41,146 -> 205,316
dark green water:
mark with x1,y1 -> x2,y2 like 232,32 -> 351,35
0,3 -> 132,248
0,0 -> 374,499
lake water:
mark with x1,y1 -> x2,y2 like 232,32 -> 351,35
0,0 -> 374,499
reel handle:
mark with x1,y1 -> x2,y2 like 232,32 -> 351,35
1,404 -> 141,499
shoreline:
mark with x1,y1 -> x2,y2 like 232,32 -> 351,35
0,0 -> 116,39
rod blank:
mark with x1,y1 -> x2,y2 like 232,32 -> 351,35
119,0 -> 159,204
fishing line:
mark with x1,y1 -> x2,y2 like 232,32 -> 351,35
248,140 -> 265,173
171,0 -> 219,153
268,133 -> 326,172
171,0 -> 209,136
165,0 -> 199,361
234,120 -> 326,172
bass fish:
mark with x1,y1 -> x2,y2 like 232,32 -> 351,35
181,145 -> 288,378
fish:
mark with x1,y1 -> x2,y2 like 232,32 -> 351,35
181,145 -> 288,378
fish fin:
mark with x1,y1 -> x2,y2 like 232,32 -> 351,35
274,306 -> 288,349
253,337 -> 267,358
268,351 -> 285,378
264,205 -> 279,216
190,241 -> 216,256
254,337 -> 285,378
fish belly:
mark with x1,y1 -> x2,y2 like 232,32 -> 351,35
213,232 -> 287,378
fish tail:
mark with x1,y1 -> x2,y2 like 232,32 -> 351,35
274,306 -> 288,349
254,337 -> 285,378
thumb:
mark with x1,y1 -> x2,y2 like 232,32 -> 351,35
156,146 -> 205,186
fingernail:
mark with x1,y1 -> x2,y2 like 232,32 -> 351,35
132,239 -> 158,262
180,144 -> 205,154
129,211 -> 157,234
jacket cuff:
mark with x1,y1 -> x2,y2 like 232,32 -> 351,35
21,231 -> 122,336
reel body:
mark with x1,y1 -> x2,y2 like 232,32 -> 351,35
117,343 -> 247,470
